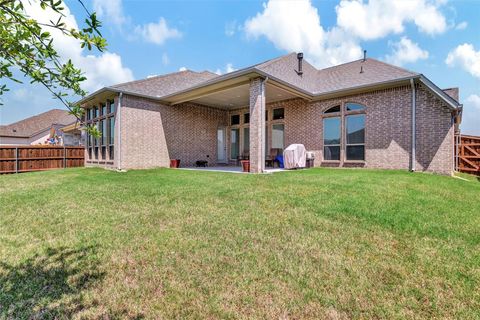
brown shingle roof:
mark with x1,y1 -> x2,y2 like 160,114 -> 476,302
0,109 -> 76,138
79,52 -> 445,106
315,58 -> 418,94
111,70 -> 219,97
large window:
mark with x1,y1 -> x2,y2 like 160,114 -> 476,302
101,103 -> 107,116
323,117 -> 341,160
100,119 -> 106,146
346,114 -> 365,160
272,124 -> 284,149
230,128 -> 240,159
322,103 -> 366,161
243,127 -> 250,154
108,100 -> 115,114
109,117 -> 115,145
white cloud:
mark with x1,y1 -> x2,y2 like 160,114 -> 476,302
179,67 -> 188,72
21,0 -> 134,94
244,0 -> 361,68
214,63 -> 238,75
455,21 -> 468,30
461,94 -> 480,136
93,0 -> 182,47
225,20 -> 238,36
385,37 -> 429,66
336,0 -> 447,40
446,43 -> 480,78
162,53 -> 170,65
226,63 -> 237,73
92,0 -> 128,27
134,18 -> 182,45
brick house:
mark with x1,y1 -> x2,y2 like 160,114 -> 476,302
78,53 -> 462,175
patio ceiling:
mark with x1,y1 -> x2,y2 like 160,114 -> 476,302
187,83 -> 299,110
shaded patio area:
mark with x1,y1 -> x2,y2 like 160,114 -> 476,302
178,166 -> 286,174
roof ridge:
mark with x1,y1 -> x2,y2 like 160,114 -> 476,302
3,109 -> 68,127
254,52 -> 297,69
317,58 -> 364,72
366,58 -> 419,75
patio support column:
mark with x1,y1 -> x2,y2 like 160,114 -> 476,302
249,77 -> 266,173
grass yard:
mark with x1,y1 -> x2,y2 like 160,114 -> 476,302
0,167 -> 479,319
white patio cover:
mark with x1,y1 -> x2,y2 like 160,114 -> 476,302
283,144 -> 307,169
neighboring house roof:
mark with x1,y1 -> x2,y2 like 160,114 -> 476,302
78,52 -> 460,110
0,109 -> 76,138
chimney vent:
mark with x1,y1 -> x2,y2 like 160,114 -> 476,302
360,66 -> 364,74
297,52 -> 303,75
363,50 -> 367,62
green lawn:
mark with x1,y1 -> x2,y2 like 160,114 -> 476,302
0,168 -> 479,319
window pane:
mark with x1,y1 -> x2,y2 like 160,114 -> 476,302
109,100 -> 115,114
265,110 -> 268,121
346,145 -> 365,160
273,108 -> 284,120
230,128 -> 239,159
101,119 -> 106,145
323,117 -> 340,145
244,113 -> 250,124
272,124 -> 284,149
231,114 -> 240,125
324,146 -> 340,160
346,103 -> 365,112
109,146 -> 114,160
109,117 -> 115,145
243,127 -> 250,153
92,107 -> 97,118
346,114 -> 365,144
324,105 -> 340,114
102,103 -> 107,116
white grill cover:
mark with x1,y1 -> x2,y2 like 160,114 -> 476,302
283,144 -> 307,169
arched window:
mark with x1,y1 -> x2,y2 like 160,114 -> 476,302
323,105 -> 341,114
322,102 -> 366,161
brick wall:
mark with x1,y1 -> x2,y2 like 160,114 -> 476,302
120,95 -> 228,168
120,95 -> 170,169
84,83 -> 455,175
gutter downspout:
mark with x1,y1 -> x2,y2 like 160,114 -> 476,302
117,92 -> 123,170
261,76 -> 269,173
410,78 -> 416,172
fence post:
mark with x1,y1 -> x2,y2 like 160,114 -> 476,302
15,147 -> 18,173
63,146 -> 66,169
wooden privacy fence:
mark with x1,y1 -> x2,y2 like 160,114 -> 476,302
0,146 -> 84,174
456,135 -> 480,176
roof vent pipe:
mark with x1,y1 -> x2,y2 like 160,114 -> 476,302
363,50 -> 367,62
297,52 -> 303,75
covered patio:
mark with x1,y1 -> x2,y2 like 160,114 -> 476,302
160,71 -> 310,173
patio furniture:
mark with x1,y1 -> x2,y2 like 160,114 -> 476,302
266,148 -> 282,167
195,160 -> 208,167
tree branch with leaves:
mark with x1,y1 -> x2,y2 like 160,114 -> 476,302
0,0 -> 106,137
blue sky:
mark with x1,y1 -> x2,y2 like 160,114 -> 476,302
1,0 -> 479,135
